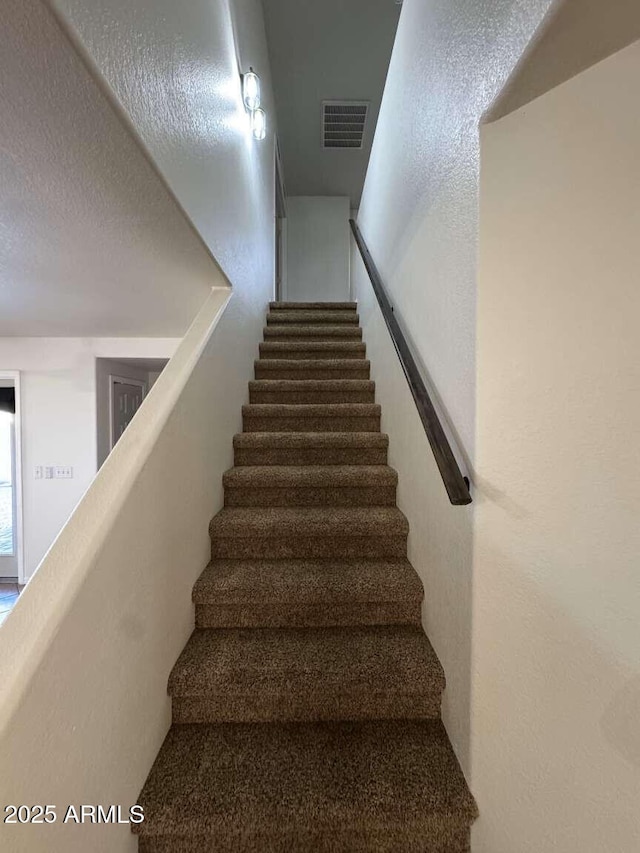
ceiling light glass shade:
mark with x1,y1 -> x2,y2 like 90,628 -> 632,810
251,108 -> 266,141
242,69 -> 261,111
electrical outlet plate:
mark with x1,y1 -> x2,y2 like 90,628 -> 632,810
54,466 -> 73,479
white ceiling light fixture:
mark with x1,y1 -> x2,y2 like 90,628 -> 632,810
241,67 -> 267,142
242,67 -> 261,111
251,107 -> 266,141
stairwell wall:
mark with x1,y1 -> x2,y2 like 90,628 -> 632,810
0,0 -> 276,849
48,0 -> 276,322
474,41 -> 640,852
352,0 -> 555,774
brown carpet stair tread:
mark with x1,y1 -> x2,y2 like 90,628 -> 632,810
210,506 -> 409,538
269,301 -> 358,310
223,465 -> 397,488
267,310 -> 359,325
194,559 -> 423,606
254,359 -> 371,379
249,379 -> 375,392
233,432 -> 389,467
193,560 -> 423,629
263,325 -> 363,339
134,719 -> 477,845
259,341 -> 366,357
168,625 -> 444,705
233,432 -> 388,450
249,380 -> 375,405
243,403 -> 381,419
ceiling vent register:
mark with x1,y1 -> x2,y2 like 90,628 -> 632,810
322,101 -> 369,149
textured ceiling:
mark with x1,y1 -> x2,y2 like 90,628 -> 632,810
0,0 -> 218,336
262,0 -> 401,207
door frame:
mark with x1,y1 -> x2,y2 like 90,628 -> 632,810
0,371 -> 24,584
108,375 -> 147,453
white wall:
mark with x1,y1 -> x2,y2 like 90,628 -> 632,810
474,41 -> 640,852
0,339 -> 178,580
285,196 -> 350,301
353,0 -> 553,771
1,0 -> 221,338
49,0 -> 276,309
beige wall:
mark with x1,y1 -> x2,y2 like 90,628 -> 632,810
0,292 -> 234,852
474,40 -> 640,852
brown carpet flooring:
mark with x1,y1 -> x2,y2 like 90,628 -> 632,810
134,302 -> 476,851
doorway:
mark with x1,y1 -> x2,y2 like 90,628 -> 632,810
109,375 -> 146,451
0,373 -> 23,582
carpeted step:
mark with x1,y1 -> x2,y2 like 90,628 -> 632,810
209,506 -> 408,559
223,465 -> 397,507
267,310 -> 359,325
259,341 -> 366,359
193,559 -> 423,628
269,301 -> 357,310
168,625 -> 444,724
264,325 -> 363,341
243,403 -> 381,433
233,432 -> 389,466
134,719 -> 477,853
249,379 -> 375,405
255,359 -> 371,380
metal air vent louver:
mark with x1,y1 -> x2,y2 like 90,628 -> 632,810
322,101 -> 369,149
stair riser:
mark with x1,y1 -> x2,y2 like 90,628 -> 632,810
172,691 -> 440,725
259,346 -> 366,359
243,416 -> 381,432
195,601 -> 422,629
267,314 -> 359,325
224,486 -> 397,507
211,535 -> 407,560
255,366 -> 370,380
139,828 -> 471,853
269,302 -> 358,310
264,329 -> 363,341
249,390 -> 375,405
234,448 -> 388,465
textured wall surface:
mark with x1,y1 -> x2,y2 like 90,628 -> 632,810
285,197 -> 351,302
50,0 -> 276,317
353,0 -> 554,776
0,0 -> 219,336
475,41 -> 640,852
489,0 -> 640,119
0,3 -> 276,849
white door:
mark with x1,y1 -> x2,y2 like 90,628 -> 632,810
110,377 -> 146,451
0,375 -> 21,581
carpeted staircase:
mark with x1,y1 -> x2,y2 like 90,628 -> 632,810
134,302 -> 477,852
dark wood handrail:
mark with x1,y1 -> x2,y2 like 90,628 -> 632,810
349,219 -> 472,506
